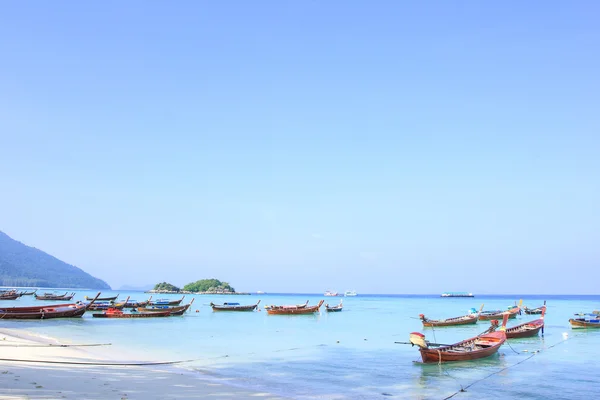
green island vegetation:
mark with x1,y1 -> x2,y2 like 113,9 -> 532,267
183,279 -> 235,293
150,279 -> 236,293
0,230 -> 111,289
153,282 -> 181,292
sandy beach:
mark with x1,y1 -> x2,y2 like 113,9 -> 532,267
0,328 -> 287,400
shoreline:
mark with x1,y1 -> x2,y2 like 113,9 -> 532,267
0,327 -> 287,400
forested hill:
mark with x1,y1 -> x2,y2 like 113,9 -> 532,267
0,230 -> 111,289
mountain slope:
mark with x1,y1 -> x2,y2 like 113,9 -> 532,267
0,230 -> 111,289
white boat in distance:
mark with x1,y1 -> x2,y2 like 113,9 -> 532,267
344,290 -> 357,297
324,290 -> 339,297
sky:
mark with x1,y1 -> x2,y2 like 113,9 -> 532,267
0,2 -> 599,294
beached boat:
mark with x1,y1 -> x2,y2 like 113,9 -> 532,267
523,301 -> 546,315
0,293 -> 101,320
265,300 -> 308,310
267,300 -> 324,315
344,290 -> 357,297
420,305 -> 484,327
85,293 -> 119,301
409,314 -> 509,363
479,300 -> 522,321
324,290 -> 339,297
138,298 -> 195,315
148,296 -> 185,306
210,300 -> 260,311
34,292 -> 76,301
441,292 -> 474,298
505,306 -> 546,339
325,300 -> 343,312
92,307 -> 172,318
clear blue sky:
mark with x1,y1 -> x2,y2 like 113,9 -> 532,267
1,2 -> 598,294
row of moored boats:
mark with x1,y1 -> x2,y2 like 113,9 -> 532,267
0,291 -> 345,318
406,300 -> 600,363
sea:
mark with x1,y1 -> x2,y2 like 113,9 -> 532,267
2,291 -> 600,399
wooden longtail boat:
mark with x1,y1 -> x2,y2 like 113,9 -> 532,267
265,300 -> 308,310
409,314 -> 509,363
138,298 -> 195,315
523,301 -> 546,315
478,300 -> 522,321
92,307 -> 171,318
0,293 -> 101,320
148,296 -> 185,306
34,292 -> 76,301
0,293 -> 21,300
420,304 -> 483,327
506,306 -> 546,338
85,293 -> 119,301
325,300 -> 343,312
569,316 -> 600,328
267,300 -> 324,315
113,296 -> 152,309
18,290 -> 37,296
210,300 -> 260,311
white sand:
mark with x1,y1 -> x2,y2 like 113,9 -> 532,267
0,328 -> 288,400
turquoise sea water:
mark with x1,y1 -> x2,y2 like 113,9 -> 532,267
2,292 -> 600,399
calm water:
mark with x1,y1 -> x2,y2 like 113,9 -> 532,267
2,291 -> 600,399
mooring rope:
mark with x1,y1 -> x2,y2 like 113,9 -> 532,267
440,331 -> 584,400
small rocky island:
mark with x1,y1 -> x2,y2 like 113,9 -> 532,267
146,279 -> 250,295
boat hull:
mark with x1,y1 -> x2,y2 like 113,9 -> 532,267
267,300 -> 324,315
422,315 -> 478,327
505,321 -> 544,338
0,305 -> 87,320
479,312 -> 517,321
419,331 -> 506,363
569,319 -> 600,328
93,311 -> 171,318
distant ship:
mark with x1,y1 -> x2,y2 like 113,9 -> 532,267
257,291 -> 265,294
441,292 -> 474,298
324,290 -> 339,297
344,290 -> 357,297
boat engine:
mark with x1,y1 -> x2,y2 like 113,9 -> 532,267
409,332 -> 428,349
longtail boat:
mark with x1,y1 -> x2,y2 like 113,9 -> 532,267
85,293 -> 119,301
408,314 -> 509,363
113,296 -> 152,309
148,296 -> 185,306
325,300 -> 343,312
569,315 -> 600,328
0,292 -> 21,300
267,300 -> 324,315
506,306 -> 546,338
523,300 -> 546,315
18,290 -> 37,296
420,304 -> 483,327
138,298 -> 195,315
34,292 -> 76,301
86,301 -> 119,311
265,300 -> 308,310
478,300 -> 522,321
0,293 -> 101,320
210,300 -> 260,311
92,307 -> 171,318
